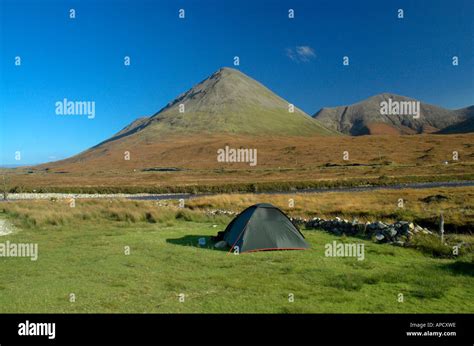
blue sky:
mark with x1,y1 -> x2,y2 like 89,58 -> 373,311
1,0 -> 473,165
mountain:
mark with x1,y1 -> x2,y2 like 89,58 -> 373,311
313,93 -> 473,135
438,106 -> 474,134
35,67 -> 336,171
100,67 -> 335,147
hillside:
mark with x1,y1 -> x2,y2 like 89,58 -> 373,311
313,93 -> 473,135
36,67 -> 338,171
8,132 -> 472,193
438,106 -> 474,134
98,67 -> 335,148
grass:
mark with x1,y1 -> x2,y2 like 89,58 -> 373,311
3,173 -> 474,195
186,187 -> 474,232
3,133 -> 474,193
0,199 -> 473,313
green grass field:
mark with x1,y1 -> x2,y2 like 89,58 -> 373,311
0,200 -> 473,313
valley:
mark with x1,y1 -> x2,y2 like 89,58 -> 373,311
3,68 -> 472,195
3,133 -> 473,193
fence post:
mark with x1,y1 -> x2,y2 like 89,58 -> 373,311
439,212 -> 444,243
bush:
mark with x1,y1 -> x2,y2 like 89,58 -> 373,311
410,234 -> 459,258
144,212 -> 156,223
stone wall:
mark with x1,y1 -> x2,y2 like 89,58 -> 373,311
292,217 -> 434,246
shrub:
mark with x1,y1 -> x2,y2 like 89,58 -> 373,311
410,234 -> 459,258
144,212 -> 156,223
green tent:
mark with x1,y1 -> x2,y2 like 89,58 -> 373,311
223,203 -> 310,253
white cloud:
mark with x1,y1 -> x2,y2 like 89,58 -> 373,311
286,46 -> 316,62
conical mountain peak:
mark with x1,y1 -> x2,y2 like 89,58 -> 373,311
213,66 -> 244,75
104,68 -> 335,143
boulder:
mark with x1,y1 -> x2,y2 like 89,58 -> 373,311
399,222 -> 410,235
388,227 -> 398,237
356,223 -> 366,233
375,233 -> 385,241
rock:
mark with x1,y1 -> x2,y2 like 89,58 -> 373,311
0,219 -> 14,236
367,222 -> 378,231
399,222 -> 410,235
388,227 -> 398,237
303,216 -> 424,247
421,194 -> 449,203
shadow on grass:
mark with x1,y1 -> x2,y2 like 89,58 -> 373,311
439,260 -> 474,277
166,235 -> 228,252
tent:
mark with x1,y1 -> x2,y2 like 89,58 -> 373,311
221,203 -> 310,253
